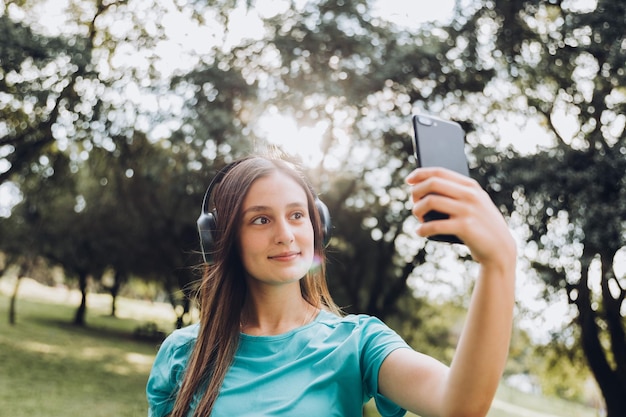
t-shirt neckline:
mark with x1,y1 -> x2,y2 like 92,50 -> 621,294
239,309 -> 325,341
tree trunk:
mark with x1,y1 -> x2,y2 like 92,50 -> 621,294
599,251 -> 626,417
109,271 -> 125,317
604,388 -> 626,417
9,262 -> 29,325
110,293 -> 117,317
9,274 -> 23,325
73,271 -> 88,326
576,250 -> 626,417
175,297 -> 191,329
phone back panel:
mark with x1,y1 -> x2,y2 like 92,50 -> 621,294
411,115 -> 469,177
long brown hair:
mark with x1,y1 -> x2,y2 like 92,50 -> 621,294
170,156 -> 341,417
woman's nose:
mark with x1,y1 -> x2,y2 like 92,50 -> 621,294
274,219 -> 295,244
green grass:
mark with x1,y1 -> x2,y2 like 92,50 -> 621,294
0,279 -> 174,417
1,279 -> 600,417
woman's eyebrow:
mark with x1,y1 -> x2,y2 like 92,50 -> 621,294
241,205 -> 269,215
242,202 -> 308,215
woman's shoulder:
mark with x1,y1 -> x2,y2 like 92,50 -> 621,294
316,310 -> 392,331
158,322 -> 200,354
149,323 -> 201,387
313,310 -> 409,355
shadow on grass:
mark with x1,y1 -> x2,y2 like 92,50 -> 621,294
31,315 -> 168,345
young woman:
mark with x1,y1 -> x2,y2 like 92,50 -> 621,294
146,155 -> 516,417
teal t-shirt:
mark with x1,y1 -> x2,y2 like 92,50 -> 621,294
147,310 -> 410,417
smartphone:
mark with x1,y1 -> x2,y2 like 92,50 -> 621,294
411,114 -> 469,244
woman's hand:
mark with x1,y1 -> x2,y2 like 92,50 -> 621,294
406,167 -> 516,269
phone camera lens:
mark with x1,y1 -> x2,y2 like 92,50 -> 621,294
417,116 -> 433,126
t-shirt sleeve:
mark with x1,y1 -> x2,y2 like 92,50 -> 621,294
359,315 -> 411,417
146,329 -> 195,417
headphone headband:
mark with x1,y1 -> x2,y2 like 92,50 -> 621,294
199,160 -> 243,220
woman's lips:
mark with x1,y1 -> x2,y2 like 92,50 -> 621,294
268,251 -> 300,261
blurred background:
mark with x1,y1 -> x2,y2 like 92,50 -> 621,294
0,0 -> 624,416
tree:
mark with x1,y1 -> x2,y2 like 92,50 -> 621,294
0,0 -> 260,326
0,2 -> 96,184
460,1 -> 626,414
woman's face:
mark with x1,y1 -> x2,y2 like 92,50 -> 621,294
238,171 -> 315,286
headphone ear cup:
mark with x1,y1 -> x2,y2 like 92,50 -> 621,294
197,160 -> 245,264
197,211 -> 217,263
315,198 -> 332,247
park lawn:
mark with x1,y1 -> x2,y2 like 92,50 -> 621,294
0,283 -> 172,417
1,279 -> 598,417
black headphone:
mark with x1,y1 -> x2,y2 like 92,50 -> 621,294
197,160 -> 332,263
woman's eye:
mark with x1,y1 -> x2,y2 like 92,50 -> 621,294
252,216 -> 269,225
291,211 -> 305,220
